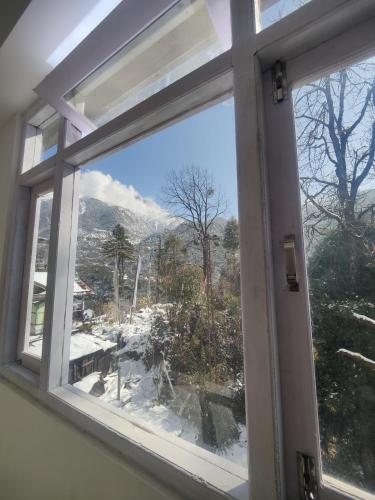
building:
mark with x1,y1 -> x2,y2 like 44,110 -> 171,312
30,272 -> 95,336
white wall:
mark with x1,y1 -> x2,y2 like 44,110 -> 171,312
0,117 -> 181,500
0,379 -> 180,500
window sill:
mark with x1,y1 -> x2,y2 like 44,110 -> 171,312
0,363 -> 249,500
323,474 -> 375,500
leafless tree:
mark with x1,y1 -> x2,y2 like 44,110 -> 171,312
294,62 -> 375,251
163,165 -> 226,374
163,165 -> 226,286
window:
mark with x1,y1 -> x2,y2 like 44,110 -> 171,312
22,113 -> 59,171
34,0 -> 232,135
292,55 -> 375,495
2,1 -> 375,499
256,0 -> 311,31
64,0 -> 232,127
18,184 -> 54,368
68,98 -> 247,469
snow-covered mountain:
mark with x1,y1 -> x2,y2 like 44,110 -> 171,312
39,196 -> 229,300
40,196 -> 173,244
77,197 -> 173,243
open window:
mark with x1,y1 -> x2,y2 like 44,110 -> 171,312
35,0 -> 232,134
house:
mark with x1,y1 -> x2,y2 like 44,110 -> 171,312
30,272 -> 95,336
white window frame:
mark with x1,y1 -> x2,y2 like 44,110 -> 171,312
0,1 -> 375,499
264,11 -> 375,500
17,178 -> 54,373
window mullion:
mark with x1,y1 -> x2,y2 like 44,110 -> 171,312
40,160 -> 80,390
231,1 -> 283,498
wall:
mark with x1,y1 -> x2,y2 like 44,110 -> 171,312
0,117 -> 180,500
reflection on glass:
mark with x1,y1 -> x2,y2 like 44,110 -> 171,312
66,98 -> 247,471
27,192 -> 53,357
257,0 -> 310,31
64,0 -> 231,127
293,57 -> 375,493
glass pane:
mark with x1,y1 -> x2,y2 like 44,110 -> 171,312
22,114 -> 59,173
27,191 -> 54,357
293,56 -> 375,494
64,0 -> 231,127
257,0 -> 311,31
69,98 -> 248,472
40,114 -> 59,162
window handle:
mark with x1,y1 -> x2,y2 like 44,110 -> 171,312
283,235 -> 299,292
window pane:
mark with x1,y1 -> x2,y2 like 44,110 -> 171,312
257,0 -> 311,31
68,98 -> 247,472
64,0 -> 231,127
22,114 -> 59,173
40,114 -> 59,162
293,56 -> 375,494
26,191 -> 53,358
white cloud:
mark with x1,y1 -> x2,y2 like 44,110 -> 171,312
80,170 -> 170,221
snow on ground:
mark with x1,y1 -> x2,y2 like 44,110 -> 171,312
115,307 -> 156,356
73,305 -> 248,468
74,371 -> 101,393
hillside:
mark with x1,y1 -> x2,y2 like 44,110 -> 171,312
39,196 -> 231,301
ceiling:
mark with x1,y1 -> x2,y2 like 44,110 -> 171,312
0,0 -> 107,128
0,0 -> 30,48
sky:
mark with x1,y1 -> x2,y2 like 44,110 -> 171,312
80,98 -> 239,218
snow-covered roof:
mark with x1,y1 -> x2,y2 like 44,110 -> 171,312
33,272 -> 94,296
69,333 -> 116,360
28,332 -> 116,361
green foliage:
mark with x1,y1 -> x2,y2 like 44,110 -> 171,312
146,291 -> 244,386
308,228 -> 375,489
144,303 -> 209,377
309,228 -> 375,301
213,296 -> 244,383
223,218 -> 239,253
157,233 -> 203,304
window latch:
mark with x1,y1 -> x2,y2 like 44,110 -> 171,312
272,60 -> 288,103
297,452 -> 319,500
283,234 -> 299,291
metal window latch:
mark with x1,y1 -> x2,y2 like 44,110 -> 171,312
272,60 -> 288,103
297,452 -> 319,500
283,234 -> 299,291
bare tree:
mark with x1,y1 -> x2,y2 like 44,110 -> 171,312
163,165 -> 226,374
163,165 -> 226,287
294,62 -> 375,251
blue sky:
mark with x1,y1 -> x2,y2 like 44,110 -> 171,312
83,98 -> 239,217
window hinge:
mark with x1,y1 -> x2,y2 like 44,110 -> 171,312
272,60 -> 288,103
297,452 -> 319,500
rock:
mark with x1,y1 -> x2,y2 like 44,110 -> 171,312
170,385 -> 203,436
209,403 -> 240,449
89,377 -> 106,397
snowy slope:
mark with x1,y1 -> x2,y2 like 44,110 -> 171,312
73,306 -> 248,469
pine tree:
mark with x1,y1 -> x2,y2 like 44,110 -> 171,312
103,224 -> 133,321
223,218 -> 239,254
